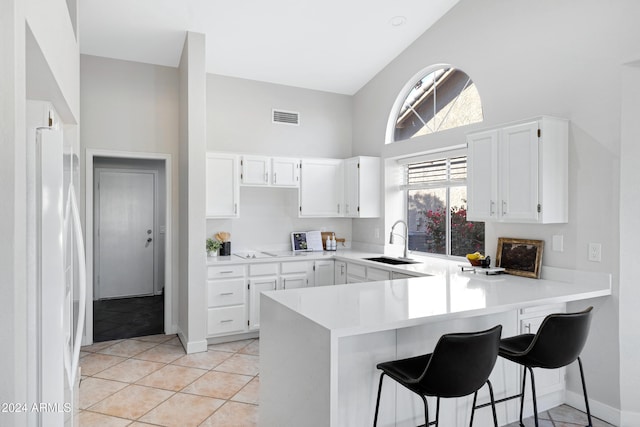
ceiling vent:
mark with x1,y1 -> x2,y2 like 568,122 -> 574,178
272,109 -> 300,126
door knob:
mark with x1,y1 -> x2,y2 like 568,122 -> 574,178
147,229 -> 152,234
147,237 -> 153,243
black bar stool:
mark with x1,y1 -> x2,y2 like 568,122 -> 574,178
498,306 -> 594,427
373,325 -> 502,427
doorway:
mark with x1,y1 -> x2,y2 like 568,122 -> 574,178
85,152 -> 173,344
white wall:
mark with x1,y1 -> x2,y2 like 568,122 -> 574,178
177,32 -> 208,353
619,61 -> 640,425
206,74 -> 354,250
352,0 -> 640,421
80,55 -> 180,330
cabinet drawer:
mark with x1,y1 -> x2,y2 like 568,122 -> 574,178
207,306 -> 246,335
208,278 -> 246,307
347,263 -> 366,279
249,263 -> 278,276
281,261 -> 308,274
208,264 -> 245,279
367,267 -> 391,281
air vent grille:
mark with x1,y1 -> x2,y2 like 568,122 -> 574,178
272,109 -> 300,126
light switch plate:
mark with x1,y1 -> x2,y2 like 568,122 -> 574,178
552,235 -> 563,252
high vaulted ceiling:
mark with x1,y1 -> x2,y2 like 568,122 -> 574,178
79,0 -> 459,95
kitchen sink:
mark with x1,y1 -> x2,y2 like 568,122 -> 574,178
363,256 -> 419,265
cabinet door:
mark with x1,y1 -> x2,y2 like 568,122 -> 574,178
241,155 -> 270,186
467,130 -> 499,221
314,260 -> 335,286
366,267 -> 391,281
272,157 -> 300,187
299,159 -> 344,217
499,122 -> 539,221
344,158 -> 359,217
248,276 -> 277,330
281,274 -> 307,290
206,153 -> 239,218
334,261 -> 347,285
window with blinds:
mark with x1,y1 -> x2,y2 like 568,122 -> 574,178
404,156 -> 467,189
403,154 -> 484,257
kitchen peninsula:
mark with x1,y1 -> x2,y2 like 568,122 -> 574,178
258,256 -> 611,427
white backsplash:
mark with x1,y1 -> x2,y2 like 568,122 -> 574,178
206,186 -> 352,253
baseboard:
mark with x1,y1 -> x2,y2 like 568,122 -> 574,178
206,331 -> 259,345
620,409 -> 640,426
565,390 -> 621,426
176,329 -> 208,354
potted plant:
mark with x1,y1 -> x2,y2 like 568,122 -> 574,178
206,237 -> 222,257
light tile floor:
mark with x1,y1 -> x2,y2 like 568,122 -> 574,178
79,335 -> 259,426
79,335 -> 612,427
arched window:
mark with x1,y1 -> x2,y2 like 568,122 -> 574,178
388,65 -> 482,143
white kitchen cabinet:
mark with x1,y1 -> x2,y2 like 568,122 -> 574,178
313,260 -> 335,286
240,155 -> 270,186
346,262 -> 367,284
334,261 -> 347,285
206,153 -> 239,218
299,158 -> 344,217
271,157 -> 300,187
366,266 -> 391,281
247,263 -> 278,330
467,117 -> 568,223
248,276 -> 277,330
241,155 -> 300,188
280,260 -> 309,289
206,264 -> 247,336
344,156 -> 381,218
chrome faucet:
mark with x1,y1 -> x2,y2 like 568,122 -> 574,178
389,219 -> 411,260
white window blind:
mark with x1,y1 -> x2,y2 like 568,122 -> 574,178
402,156 -> 467,190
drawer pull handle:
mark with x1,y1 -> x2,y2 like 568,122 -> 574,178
219,270 -> 234,274
220,292 -> 234,296
220,319 -> 234,323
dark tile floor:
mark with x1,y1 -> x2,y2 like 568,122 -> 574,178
93,295 -> 164,342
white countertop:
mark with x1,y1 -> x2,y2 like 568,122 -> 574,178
261,256 -> 612,338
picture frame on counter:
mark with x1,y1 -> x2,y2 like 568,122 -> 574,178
496,237 -> 544,279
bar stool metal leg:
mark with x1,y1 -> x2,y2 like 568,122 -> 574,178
373,373 -> 385,427
518,367 -> 527,427
528,367 -> 539,427
486,380 -> 499,427
578,357 -> 593,427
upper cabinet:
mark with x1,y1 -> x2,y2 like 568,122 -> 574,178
271,157 -> 300,187
240,155 -> 300,188
344,156 -> 381,218
206,153 -> 239,218
207,152 -> 381,218
467,116 -> 568,223
299,158 -> 344,217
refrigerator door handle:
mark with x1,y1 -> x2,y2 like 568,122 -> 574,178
63,184 -> 86,388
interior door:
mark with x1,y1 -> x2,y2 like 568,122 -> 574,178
96,169 -> 155,299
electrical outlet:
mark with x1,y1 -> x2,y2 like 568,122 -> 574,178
588,243 -> 602,262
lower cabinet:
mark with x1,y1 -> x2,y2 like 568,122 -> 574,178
248,276 -> 277,330
206,264 -> 248,337
280,261 -> 310,289
335,261 -> 347,285
314,260 -> 335,286
346,262 -> 367,283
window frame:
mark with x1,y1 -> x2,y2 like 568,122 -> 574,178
399,150 -> 484,259
386,64 -> 482,144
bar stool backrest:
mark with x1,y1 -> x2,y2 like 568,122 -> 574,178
521,306 -> 593,369
417,325 -> 502,398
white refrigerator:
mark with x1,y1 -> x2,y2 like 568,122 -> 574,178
27,101 -> 86,427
